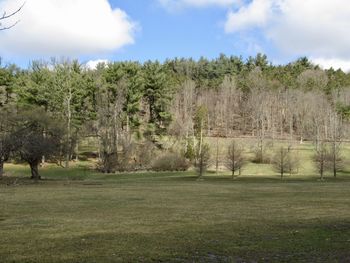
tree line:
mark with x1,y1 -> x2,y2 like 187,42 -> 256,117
0,54 -> 350,179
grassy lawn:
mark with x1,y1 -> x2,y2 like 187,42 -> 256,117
1,165 -> 350,262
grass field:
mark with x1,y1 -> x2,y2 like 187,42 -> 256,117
1,163 -> 350,262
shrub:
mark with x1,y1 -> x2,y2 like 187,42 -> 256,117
117,139 -> 136,172
252,141 -> 272,164
97,152 -> 118,173
79,151 -> 98,159
152,152 -> 190,172
137,141 -> 157,170
184,139 -> 196,161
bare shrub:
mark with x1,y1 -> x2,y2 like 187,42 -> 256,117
252,141 -> 272,164
136,141 -> 157,170
152,152 -> 190,172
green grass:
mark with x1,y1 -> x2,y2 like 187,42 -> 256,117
205,138 -> 350,179
1,165 -> 350,262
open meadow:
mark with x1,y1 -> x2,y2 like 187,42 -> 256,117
1,139 -> 350,263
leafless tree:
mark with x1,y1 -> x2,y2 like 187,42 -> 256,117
196,143 -> 210,179
272,146 -> 289,179
313,142 -> 328,180
0,3 -> 25,30
327,111 -> 343,178
169,79 -> 196,152
246,88 -> 271,163
225,140 -> 245,179
272,146 -> 299,179
297,69 -> 328,91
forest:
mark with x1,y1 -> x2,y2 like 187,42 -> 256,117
1,54 -> 350,179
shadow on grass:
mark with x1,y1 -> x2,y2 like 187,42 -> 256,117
2,220 -> 350,262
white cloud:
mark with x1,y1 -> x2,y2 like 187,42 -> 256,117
0,0 -> 136,57
224,0 -> 350,71
85,59 -> 109,70
159,0 -> 239,10
312,58 -> 350,73
225,0 -> 272,33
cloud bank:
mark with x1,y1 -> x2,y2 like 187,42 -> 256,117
224,0 -> 350,70
0,0 -> 136,57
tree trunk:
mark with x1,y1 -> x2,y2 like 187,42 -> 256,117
30,162 -> 41,180
0,160 -> 4,177
281,150 -> 284,179
232,147 -> 235,179
333,154 -> 337,178
126,115 -> 130,133
65,87 -> 72,168
333,143 -> 337,178
215,138 -> 219,174
199,119 -> 203,155
75,143 -> 79,162
41,129 -> 46,166
199,157 -> 203,178
320,161 -> 324,180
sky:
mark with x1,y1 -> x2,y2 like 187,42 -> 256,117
0,0 -> 350,71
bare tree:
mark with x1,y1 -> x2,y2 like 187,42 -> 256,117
272,147 -> 289,179
169,79 -> 196,154
0,3 -> 25,30
196,143 -> 210,179
194,105 -> 208,159
297,69 -> 328,91
313,142 -> 328,180
272,146 -> 299,179
327,111 -> 343,178
225,140 -> 245,179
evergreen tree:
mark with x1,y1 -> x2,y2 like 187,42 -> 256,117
143,61 -> 173,135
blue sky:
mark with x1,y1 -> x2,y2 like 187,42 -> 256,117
0,0 -> 349,70
107,0 -> 262,62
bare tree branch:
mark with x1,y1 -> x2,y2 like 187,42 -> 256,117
0,2 -> 25,31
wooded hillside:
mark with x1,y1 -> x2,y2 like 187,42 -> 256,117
1,54 -> 350,177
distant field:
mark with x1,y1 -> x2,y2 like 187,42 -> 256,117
1,165 -> 350,262
79,136 -> 350,178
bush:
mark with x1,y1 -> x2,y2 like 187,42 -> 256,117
79,151 -> 98,159
136,141 -> 157,170
117,139 -> 136,172
184,139 -> 195,161
97,152 -> 118,173
152,152 -> 190,172
251,141 -> 272,164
